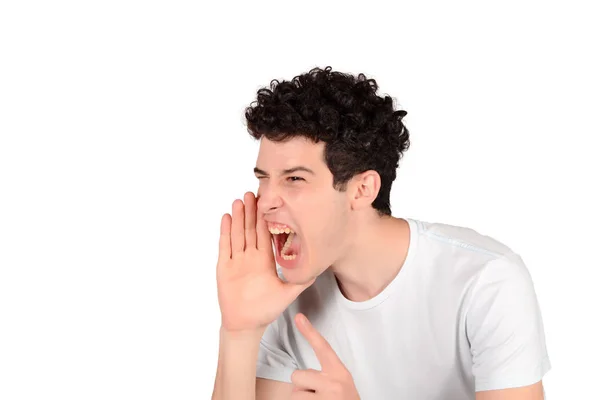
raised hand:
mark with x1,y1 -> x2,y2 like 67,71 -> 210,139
291,313 -> 361,399
216,192 -> 315,333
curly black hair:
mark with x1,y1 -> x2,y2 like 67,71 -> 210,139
245,66 -> 410,216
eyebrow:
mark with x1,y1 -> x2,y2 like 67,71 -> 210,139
254,166 -> 316,176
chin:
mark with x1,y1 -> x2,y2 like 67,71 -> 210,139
278,264 -> 305,283
278,261 -> 324,289
277,261 -> 309,284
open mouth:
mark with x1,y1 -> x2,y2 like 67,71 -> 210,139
268,225 -> 299,261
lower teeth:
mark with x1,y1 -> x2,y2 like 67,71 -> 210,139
280,232 -> 296,261
280,232 -> 296,260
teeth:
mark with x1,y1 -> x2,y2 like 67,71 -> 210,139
281,232 -> 294,252
280,232 -> 296,258
268,226 -> 295,235
267,225 -> 298,259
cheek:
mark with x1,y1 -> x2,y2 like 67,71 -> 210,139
308,221 -> 342,254
296,191 -> 347,252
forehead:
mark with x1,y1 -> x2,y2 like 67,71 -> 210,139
256,136 -> 326,169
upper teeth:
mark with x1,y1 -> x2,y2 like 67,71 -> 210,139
268,227 -> 293,234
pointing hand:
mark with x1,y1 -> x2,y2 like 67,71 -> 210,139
291,313 -> 361,399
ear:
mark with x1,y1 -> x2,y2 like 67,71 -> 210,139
348,170 -> 381,211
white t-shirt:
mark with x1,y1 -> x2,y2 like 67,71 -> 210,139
256,218 -> 551,399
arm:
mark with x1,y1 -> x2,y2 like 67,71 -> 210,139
256,378 -> 293,399
476,380 -> 544,400
212,193 -> 314,400
467,253 -> 551,396
210,327 -> 296,400
211,327 -> 265,400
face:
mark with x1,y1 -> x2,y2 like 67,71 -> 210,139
255,136 -> 351,284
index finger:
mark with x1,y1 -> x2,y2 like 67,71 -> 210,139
295,313 -> 343,372
244,192 -> 257,249
256,196 -> 272,252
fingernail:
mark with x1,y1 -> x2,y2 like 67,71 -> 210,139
299,314 -> 307,326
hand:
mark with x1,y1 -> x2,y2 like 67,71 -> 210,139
216,192 -> 315,333
291,313 -> 361,399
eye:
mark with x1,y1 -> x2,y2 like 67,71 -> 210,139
287,176 -> 305,182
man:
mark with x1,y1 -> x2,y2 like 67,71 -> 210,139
211,67 -> 550,399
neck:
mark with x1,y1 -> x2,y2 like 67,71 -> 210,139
330,215 -> 411,302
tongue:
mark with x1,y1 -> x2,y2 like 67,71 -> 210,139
282,233 -> 301,256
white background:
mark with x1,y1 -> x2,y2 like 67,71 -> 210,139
1,1 -> 598,399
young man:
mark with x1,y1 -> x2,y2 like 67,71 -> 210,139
212,67 -> 550,399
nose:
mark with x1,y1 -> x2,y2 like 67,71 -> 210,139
256,185 -> 283,215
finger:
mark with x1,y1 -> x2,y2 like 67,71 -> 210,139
256,198 -> 272,252
218,213 -> 232,264
291,368 -> 327,392
230,199 -> 245,256
295,313 -> 343,372
244,192 -> 257,249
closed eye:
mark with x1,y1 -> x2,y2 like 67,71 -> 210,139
255,176 -> 305,182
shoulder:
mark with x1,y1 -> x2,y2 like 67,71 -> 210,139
413,218 -> 515,257
412,218 -> 536,291
406,218 -> 532,304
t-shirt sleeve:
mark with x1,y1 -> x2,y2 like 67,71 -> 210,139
466,252 -> 551,392
256,319 -> 297,383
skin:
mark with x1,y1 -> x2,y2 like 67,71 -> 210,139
215,136 -> 545,399
476,382 -> 545,400
255,136 -> 411,302
290,313 -> 360,398
213,190 -> 315,400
